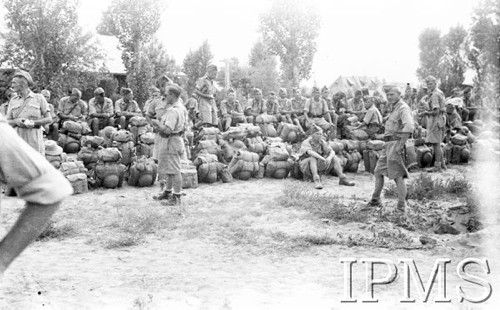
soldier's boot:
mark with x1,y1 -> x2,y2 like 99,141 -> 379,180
162,193 -> 181,206
339,176 -> 355,186
396,201 -> 406,212
314,177 -> 323,190
153,190 -> 171,201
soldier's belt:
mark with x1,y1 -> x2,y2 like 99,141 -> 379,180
383,135 -> 401,142
159,131 -> 183,138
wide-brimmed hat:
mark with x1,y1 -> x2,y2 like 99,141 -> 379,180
44,140 -> 63,156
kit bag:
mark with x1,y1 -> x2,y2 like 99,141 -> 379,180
66,173 -> 88,194
128,156 -> 158,187
94,161 -> 126,189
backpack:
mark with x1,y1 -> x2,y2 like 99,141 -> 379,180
111,129 -> 134,143
77,146 -> 100,167
110,140 -> 136,166
264,159 -> 294,179
58,133 -> 81,154
136,143 -> 154,158
59,160 -> 87,176
62,120 -> 83,134
94,162 -> 126,189
98,147 -> 122,163
66,173 -> 88,194
139,132 -> 156,144
245,136 -> 266,157
129,116 -> 149,127
45,153 -> 68,169
81,136 -> 106,149
128,156 -> 158,187
197,162 -> 219,183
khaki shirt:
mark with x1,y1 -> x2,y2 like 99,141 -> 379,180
58,97 -> 88,120
299,137 -> 332,158
277,98 -> 292,113
115,98 -> 141,114
173,100 -> 189,132
146,97 -> 168,120
0,114 -> 73,205
304,98 -> 328,117
6,91 -> 50,154
89,97 -> 114,116
427,89 -> 446,112
246,98 -> 266,114
363,105 -> 383,125
347,98 -> 365,112
162,105 -> 185,134
291,97 -> 305,113
220,99 -> 243,118
384,99 -> 414,136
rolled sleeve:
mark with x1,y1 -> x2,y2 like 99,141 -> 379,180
0,122 -> 73,204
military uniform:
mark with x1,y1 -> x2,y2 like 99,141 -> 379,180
195,75 -> 218,126
6,91 -> 51,155
303,97 -> 331,132
220,98 -> 245,129
58,96 -> 88,123
245,98 -> 266,124
88,97 -> 114,135
361,104 -> 383,138
374,99 -> 414,180
157,104 -> 186,180
146,97 -> 168,160
115,98 -> 142,129
424,89 -> 446,144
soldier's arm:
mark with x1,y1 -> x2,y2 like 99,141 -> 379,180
0,122 -> 72,276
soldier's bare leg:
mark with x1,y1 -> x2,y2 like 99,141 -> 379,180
394,177 -> 407,211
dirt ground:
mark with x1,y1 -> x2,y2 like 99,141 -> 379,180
0,165 -> 498,310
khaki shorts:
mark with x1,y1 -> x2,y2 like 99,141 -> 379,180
374,141 -> 408,179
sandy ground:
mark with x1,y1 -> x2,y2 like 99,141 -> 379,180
0,166 -> 497,310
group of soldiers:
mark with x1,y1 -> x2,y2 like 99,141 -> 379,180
0,66 -> 485,209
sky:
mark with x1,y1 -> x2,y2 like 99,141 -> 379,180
4,0 -> 481,86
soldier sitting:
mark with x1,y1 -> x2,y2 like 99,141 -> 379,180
245,88 -> 266,124
220,88 -> 246,130
303,86 -> 336,138
88,87 -> 115,136
114,87 -> 142,130
354,96 -> 383,139
298,126 -> 355,189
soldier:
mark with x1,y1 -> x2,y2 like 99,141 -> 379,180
0,112 -> 73,277
150,85 -> 186,205
419,76 -> 447,172
303,87 -> 336,137
346,89 -> 366,120
114,87 -> 142,130
322,86 -> 338,138
265,91 -> 279,117
88,87 -> 115,136
58,88 -> 88,125
143,86 -> 161,115
41,89 -> 59,141
245,88 -> 266,124
6,70 -> 52,155
195,64 -> 218,127
290,88 -> 306,128
461,86 -> 477,122
354,96 -> 383,139
366,87 -> 414,212
220,88 -> 246,130
277,88 -> 293,123
298,126 -> 355,189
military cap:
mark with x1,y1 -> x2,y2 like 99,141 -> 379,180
312,86 -> 320,93
94,87 -> 105,95
253,88 -> 262,95
13,70 -> 34,87
71,88 -> 82,98
207,64 -> 218,71
167,85 -> 181,97
121,88 -> 133,96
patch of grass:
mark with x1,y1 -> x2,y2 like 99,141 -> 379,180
102,233 -> 143,249
384,173 -> 472,201
293,233 -> 340,246
36,221 -> 76,241
278,182 -> 367,223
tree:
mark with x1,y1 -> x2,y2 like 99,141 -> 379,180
98,0 -> 163,105
259,0 -> 320,88
182,40 -> 214,95
469,0 -> 500,103
216,57 -> 250,91
439,25 -> 468,95
144,37 -> 179,80
249,57 -> 280,96
1,0 -> 105,98
416,28 -> 444,80
247,40 -> 279,95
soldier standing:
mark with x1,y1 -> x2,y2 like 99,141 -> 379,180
420,76 -> 447,172
195,64 -> 219,127
150,86 -> 186,205
6,71 -> 52,155
366,87 -> 414,212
